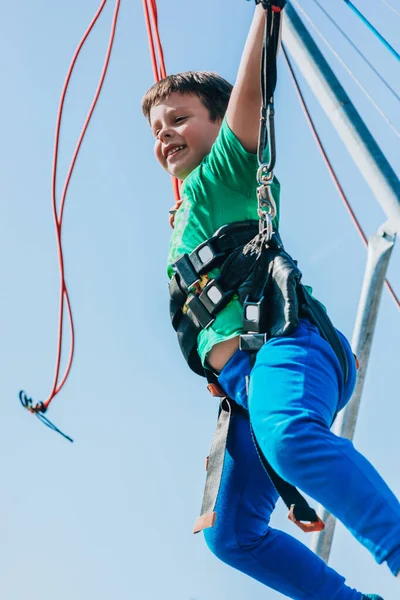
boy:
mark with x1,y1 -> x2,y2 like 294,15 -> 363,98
142,4 -> 400,599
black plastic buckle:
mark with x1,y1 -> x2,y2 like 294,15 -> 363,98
186,295 -> 215,330
190,241 -> 223,274
239,333 -> 268,352
169,275 -> 187,307
199,279 -> 234,315
242,295 -> 267,333
173,254 -> 200,292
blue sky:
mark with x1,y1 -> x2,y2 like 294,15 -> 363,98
0,0 -> 399,598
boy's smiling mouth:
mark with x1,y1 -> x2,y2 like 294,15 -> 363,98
164,144 -> 187,160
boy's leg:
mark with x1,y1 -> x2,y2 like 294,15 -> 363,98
203,408 -> 363,599
249,319 -> 400,577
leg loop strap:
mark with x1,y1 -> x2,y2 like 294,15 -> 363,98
194,387 -> 325,534
193,398 -> 232,534
251,425 -> 325,532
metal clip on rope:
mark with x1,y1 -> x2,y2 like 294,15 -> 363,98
256,170 -> 277,238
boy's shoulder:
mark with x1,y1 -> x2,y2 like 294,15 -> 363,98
183,117 -> 259,200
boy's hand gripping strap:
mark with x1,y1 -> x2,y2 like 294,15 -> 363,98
252,0 -> 286,8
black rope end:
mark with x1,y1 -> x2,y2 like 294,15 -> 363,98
19,390 -> 74,443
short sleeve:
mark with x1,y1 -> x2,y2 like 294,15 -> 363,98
200,118 -> 260,196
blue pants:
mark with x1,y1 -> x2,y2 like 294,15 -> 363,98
204,319 -> 400,599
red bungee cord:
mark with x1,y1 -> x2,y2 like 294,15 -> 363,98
143,0 -> 182,227
19,0 -> 121,441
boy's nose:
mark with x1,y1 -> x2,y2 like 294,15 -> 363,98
159,127 -> 174,141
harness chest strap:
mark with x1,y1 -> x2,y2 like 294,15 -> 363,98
169,221 -> 349,384
170,220 -> 260,377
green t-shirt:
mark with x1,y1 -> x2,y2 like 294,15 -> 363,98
167,118 -> 280,368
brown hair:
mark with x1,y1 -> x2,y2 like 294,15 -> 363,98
142,71 -> 233,123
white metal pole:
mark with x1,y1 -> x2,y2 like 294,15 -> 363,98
310,224 -> 396,562
282,2 -> 400,234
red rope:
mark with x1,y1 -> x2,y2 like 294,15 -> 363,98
143,0 -> 182,227
282,44 -> 400,312
23,0 -> 122,418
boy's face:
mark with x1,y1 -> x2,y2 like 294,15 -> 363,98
150,92 -> 222,180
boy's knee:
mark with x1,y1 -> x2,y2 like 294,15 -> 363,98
204,523 -> 237,564
204,519 -> 272,565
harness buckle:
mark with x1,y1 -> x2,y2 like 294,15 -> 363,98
257,178 -> 277,239
189,274 -> 209,295
183,277 -> 232,326
186,295 -> 214,330
288,505 -> 325,533
173,254 -> 200,292
242,295 -> 267,333
239,333 -> 268,352
207,383 -> 225,397
199,278 -> 234,315
190,241 -> 223,274
193,512 -> 217,534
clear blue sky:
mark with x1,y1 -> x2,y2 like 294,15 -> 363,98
1,1 -> 399,598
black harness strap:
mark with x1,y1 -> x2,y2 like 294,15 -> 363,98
257,1 -> 286,173
298,285 -> 349,384
250,427 -> 324,531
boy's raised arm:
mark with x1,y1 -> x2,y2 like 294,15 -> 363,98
225,4 -> 266,153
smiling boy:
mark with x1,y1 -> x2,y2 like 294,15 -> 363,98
150,92 -> 222,181
141,4 -> 399,599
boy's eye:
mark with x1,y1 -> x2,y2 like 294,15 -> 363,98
154,116 -> 186,137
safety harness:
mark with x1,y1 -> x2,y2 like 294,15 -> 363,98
169,0 -> 349,534
169,219 -> 348,533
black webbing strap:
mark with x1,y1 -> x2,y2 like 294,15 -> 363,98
170,220 -> 259,301
250,427 -> 324,530
298,285 -> 349,385
193,397 -> 232,533
258,1 -> 285,172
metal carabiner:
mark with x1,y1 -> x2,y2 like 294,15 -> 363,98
257,180 -> 277,239
258,211 -> 273,238
257,164 -> 275,186
257,102 -> 276,177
